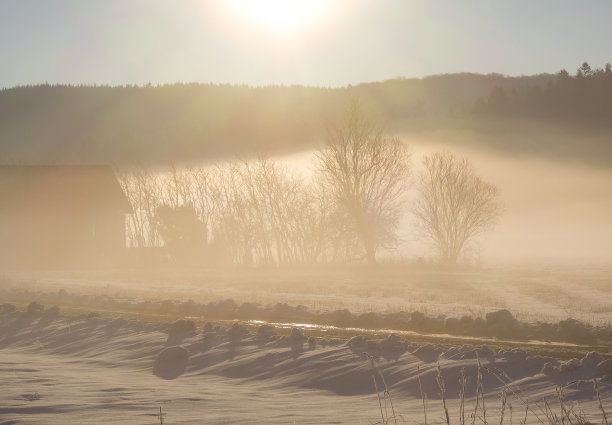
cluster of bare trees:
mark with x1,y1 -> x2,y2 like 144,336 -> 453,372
119,159 -> 323,265
118,102 -> 502,266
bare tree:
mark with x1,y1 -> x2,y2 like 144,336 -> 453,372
116,166 -> 163,248
316,100 -> 411,264
160,163 -> 195,209
413,151 -> 502,264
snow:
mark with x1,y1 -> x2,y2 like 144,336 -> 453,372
4,264 -> 611,327
1,310 -> 609,424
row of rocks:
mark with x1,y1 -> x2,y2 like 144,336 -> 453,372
0,302 -> 60,318
164,318 -> 611,378
0,298 -> 612,345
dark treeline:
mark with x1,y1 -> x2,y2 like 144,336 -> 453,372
475,62 -> 612,127
5,69 -> 611,165
0,83 -> 338,164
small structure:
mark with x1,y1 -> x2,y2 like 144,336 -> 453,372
0,165 -> 131,268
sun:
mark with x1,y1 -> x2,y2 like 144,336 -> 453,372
227,0 -> 328,32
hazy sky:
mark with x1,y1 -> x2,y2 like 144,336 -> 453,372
1,0 -> 612,88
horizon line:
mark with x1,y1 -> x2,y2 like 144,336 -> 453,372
0,70 -> 563,92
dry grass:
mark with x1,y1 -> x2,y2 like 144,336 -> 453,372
366,356 -> 609,425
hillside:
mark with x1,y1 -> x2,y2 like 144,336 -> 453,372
1,70 -> 611,165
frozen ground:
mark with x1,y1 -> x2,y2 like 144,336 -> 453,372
3,264 -> 612,325
1,266 -> 610,424
0,310 -> 611,425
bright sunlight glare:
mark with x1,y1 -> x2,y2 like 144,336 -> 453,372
227,0 -> 328,32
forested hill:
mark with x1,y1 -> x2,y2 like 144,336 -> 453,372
1,66 -> 611,165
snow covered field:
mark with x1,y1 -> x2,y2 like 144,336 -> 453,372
3,264 -> 612,326
1,266 -> 611,424
0,310 -> 610,425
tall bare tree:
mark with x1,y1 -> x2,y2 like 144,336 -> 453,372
413,151 -> 502,264
316,100 -> 411,264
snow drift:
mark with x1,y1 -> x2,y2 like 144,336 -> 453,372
0,307 -> 610,424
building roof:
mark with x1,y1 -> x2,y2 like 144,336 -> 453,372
0,165 -> 132,214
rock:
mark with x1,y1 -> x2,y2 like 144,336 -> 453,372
559,358 -> 581,373
0,303 -> 16,314
27,301 -> 44,316
44,305 -> 60,318
413,344 -> 444,362
476,345 -> 496,359
497,348 -> 527,362
228,322 -> 248,340
557,319 -> 596,345
525,355 -> 554,370
581,351 -> 603,367
201,331 -> 216,340
596,359 -> 612,376
445,317 -> 461,333
347,335 -> 368,347
365,340 -> 380,350
472,317 -> 487,333
380,333 -> 404,351
257,324 -> 276,337
290,327 -> 306,341
542,362 -> 559,375
213,325 -> 227,335
485,310 -> 520,338
441,347 -> 460,359
486,309 -> 517,326
170,319 -> 197,334
153,346 -> 190,380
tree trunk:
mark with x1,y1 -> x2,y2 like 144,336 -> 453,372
362,231 -> 377,265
